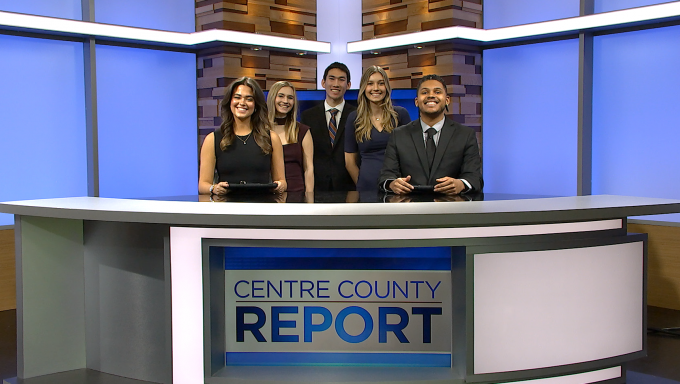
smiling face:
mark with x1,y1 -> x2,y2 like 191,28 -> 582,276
230,84 -> 255,120
415,79 -> 450,119
364,72 -> 387,104
322,68 -> 350,105
274,86 -> 295,117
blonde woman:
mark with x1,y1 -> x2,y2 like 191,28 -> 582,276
267,81 -> 314,193
199,77 -> 286,195
345,66 -> 411,191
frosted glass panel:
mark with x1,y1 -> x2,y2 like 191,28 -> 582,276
0,35 -> 87,225
593,25 -> 680,222
316,0 -> 362,89
483,39 -> 579,196
594,0 -> 675,13
0,0 -> 80,19
484,0 -> 579,29
96,45 -> 197,198
95,0 -> 194,33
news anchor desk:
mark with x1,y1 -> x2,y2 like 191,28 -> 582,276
2,194 -> 680,384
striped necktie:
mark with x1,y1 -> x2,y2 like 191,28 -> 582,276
328,108 -> 339,145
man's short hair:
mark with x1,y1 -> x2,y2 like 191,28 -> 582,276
323,62 -> 351,83
417,74 -> 447,91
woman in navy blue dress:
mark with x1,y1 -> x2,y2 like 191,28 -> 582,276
345,66 -> 411,192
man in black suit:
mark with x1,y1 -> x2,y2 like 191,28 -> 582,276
301,62 -> 357,192
379,74 -> 483,194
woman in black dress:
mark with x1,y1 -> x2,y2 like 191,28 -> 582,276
199,77 -> 286,195
345,66 -> 411,192
267,81 -> 314,193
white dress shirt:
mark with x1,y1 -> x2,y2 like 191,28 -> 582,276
324,100 -> 346,127
420,115 -> 445,145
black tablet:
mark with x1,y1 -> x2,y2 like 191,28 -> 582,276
227,183 -> 277,193
411,185 -> 436,193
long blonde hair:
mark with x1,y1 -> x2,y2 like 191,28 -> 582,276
267,81 -> 300,144
218,77 -> 272,154
355,66 -> 398,143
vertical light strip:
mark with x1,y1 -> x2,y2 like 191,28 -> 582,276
315,0 -> 362,89
577,0 -> 594,196
82,0 -> 99,197
14,216 -> 25,377
170,227 -> 205,384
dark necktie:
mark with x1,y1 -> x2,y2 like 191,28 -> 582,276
328,108 -> 339,145
426,127 -> 437,168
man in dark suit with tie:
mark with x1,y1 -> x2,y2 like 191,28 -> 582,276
301,62 -> 357,192
379,74 -> 483,194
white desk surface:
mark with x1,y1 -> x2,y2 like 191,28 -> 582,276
1,195 -> 680,228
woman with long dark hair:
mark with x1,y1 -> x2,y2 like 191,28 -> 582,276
345,66 -> 411,191
199,77 -> 286,195
267,81 -> 313,193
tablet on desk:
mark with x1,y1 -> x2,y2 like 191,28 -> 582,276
411,185 -> 436,193
227,182 -> 277,193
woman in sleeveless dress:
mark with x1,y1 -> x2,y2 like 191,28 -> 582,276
267,81 -> 314,193
344,66 -> 411,192
199,77 -> 286,195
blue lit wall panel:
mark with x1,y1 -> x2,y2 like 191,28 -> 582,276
594,0 -> 674,13
0,35 -> 87,225
593,25 -> 680,222
96,45 -> 197,198
94,0 -> 194,33
483,39 -> 579,196
0,0 -> 80,19
484,0 -> 579,29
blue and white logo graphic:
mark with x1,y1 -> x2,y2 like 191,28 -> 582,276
225,269 -> 451,366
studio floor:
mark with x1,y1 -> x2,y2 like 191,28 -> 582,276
1,306 -> 680,384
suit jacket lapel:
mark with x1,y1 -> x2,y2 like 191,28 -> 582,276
409,120 -> 430,179
430,119 -> 455,181
313,104 -> 333,152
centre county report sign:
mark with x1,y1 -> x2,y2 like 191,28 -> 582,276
219,247 -> 453,367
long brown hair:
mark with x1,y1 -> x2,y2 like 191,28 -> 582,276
355,66 -> 398,143
267,81 -> 300,144
218,77 -> 272,154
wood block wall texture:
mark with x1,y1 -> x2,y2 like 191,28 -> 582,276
196,0 -> 318,141
628,223 -> 680,311
361,0 -> 483,148
0,229 -> 16,311
362,0 -> 482,39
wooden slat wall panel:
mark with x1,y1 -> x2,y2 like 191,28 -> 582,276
195,0 -> 318,144
196,0 -> 316,37
0,229 -> 16,311
629,223 -> 680,310
362,0 -> 482,39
